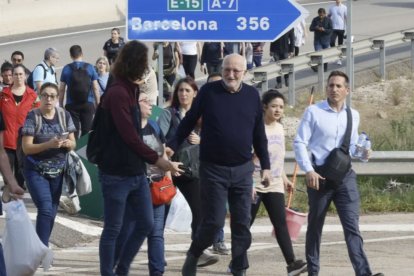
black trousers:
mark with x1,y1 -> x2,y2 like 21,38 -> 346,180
5,148 -> 25,188
182,54 -> 198,79
330,29 -> 346,47
189,161 -> 254,272
65,102 -> 95,139
251,191 -> 295,264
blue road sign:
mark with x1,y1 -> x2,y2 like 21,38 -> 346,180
127,0 -> 307,42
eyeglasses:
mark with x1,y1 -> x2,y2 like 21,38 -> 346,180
223,68 -> 245,75
40,94 -> 58,100
139,98 -> 151,104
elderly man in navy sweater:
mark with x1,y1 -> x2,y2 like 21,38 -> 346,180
168,53 -> 271,276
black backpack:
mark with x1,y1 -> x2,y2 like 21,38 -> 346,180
27,64 -> 57,90
69,63 -> 91,103
16,107 -> 67,174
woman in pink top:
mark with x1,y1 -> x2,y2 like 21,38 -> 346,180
250,90 -> 307,276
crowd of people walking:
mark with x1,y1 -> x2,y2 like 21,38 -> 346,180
0,2 -> 385,275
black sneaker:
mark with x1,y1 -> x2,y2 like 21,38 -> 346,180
287,259 -> 307,276
372,273 -> 384,276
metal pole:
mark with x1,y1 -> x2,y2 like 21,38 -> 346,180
288,71 -> 295,107
379,43 -> 386,81
318,58 -> 324,95
157,43 -> 164,107
411,39 -> 414,75
346,0 -> 353,107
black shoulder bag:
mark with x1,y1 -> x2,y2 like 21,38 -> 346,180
314,107 -> 352,183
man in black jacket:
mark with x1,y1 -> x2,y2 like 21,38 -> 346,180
169,54 -> 271,276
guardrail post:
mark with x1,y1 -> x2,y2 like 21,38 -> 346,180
310,55 -> 324,94
281,63 -> 295,106
253,71 -> 268,94
404,32 -> 414,74
372,40 -> 386,81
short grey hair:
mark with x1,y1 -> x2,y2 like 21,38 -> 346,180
44,48 -> 58,60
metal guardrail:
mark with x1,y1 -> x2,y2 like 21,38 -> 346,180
248,28 -> 414,106
284,151 -> 414,176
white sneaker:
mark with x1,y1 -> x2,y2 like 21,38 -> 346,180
336,59 -> 342,65
197,250 -> 219,267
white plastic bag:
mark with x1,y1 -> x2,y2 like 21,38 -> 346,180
177,65 -> 186,79
165,190 -> 192,232
76,157 -> 92,196
3,200 -> 53,275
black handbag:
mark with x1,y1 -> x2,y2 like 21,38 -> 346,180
314,107 -> 352,183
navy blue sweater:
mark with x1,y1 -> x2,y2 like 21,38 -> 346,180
168,81 -> 270,169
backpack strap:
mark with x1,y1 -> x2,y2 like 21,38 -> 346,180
33,107 -> 67,135
33,109 -> 43,134
148,119 -> 161,137
56,107 -> 67,132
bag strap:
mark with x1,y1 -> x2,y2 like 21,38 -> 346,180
148,119 -> 161,137
340,107 -> 352,153
33,107 -> 67,134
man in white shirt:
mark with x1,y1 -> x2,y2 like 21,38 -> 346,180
328,0 -> 347,64
294,70 -> 383,276
32,48 -> 60,92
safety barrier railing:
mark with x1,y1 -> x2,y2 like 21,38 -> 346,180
248,28 -> 414,106
284,151 -> 414,176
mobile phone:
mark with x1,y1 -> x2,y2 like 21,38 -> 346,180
59,132 -> 69,140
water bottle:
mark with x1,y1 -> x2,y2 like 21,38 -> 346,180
355,132 -> 367,158
360,138 -> 371,163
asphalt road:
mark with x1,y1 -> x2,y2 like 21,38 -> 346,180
5,197 -> 412,276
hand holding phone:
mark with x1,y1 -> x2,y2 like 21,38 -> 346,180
59,132 -> 69,140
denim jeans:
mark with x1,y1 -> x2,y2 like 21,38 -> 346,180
147,204 -> 166,276
99,172 -> 154,276
115,203 -> 166,276
24,163 -> 63,246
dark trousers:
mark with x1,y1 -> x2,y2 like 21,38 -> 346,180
5,148 -> 25,188
206,61 -> 223,75
188,161 -> 254,272
182,54 -> 198,79
65,102 -> 95,139
306,170 -> 372,276
330,29 -> 346,47
251,191 -> 295,264
273,52 -> 289,85
174,177 -> 202,240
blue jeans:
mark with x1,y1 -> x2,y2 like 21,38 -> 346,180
99,172 -> 154,276
24,164 -> 63,246
147,204 -> 166,276
115,203 -> 166,276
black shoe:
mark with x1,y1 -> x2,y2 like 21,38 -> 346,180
372,273 -> 384,276
182,252 -> 198,276
287,259 -> 307,276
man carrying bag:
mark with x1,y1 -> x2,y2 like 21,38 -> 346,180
293,71 -> 383,276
